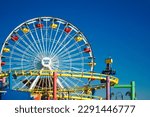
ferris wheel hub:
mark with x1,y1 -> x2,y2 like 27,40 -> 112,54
42,57 -> 52,68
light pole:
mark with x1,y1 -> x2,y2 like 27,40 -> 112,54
102,57 -> 116,100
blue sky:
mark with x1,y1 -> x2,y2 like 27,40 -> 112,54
0,0 -> 150,99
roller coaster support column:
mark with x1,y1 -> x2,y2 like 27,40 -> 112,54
114,81 -> 136,100
9,72 -> 12,90
53,72 -> 57,100
106,76 -> 110,100
131,81 -> 135,100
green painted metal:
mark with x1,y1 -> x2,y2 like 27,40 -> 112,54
131,81 -> 135,100
114,81 -> 136,100
114,85 -> 131,88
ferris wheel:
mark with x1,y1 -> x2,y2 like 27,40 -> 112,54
0,16 -> 96,92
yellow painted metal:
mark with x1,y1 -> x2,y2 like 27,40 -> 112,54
22,28 -> 30,33
105,58 -> 113,64
50,23 -> 58,29
47,95 -> 103,100
88,62 -> 96,67
75,36 -> 83,42
0,70 -> 119,100
3,48 -> 10,52
0,70 -> 119,85
30,92 -> 103,100
17,84 -> 106,93
0,73 -> 8,77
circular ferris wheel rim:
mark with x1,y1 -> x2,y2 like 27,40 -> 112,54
0,16 -> 95,72
0,16 -> 96,91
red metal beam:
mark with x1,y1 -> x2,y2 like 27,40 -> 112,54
53,72 -> 57,100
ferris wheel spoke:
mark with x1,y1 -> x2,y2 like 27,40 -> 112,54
4,56 -> 30,62
62,63 -> 87,65
9,42 -> 36,58
58,77 -> 70,88
16,34 -> 42,59
18,64 -> 35,70
39,20 -> 46,56
64,77 -> 79,88
49,23 -> 61,55
11,48 -> 41,62
20,76 -> 34,89
41,78 -> 45,89
60,51 -> 85,60
48,76 -> 52,88
29,68 -> 44,90
45,20 -> 48,56
45,76 -> 48,89
29,76 -> 40,90
21,64 -> 35,69
51,33 -> 77,59
47,25 -> 54,55
51,29 -> 72,57
12,76 -> 30,89
36,76 -> 43,90
26,25 -> 43,55
9,44 -> 37,60
60,53 -> 87,62
61,63 -> 86,71
22,32 -> 41,56
53,43 -> 85,59
33,23 -> 45,54
50,24 -> 67,56
61,56 -> 89,62
59,64 -> 83,71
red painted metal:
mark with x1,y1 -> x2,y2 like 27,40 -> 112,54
53,72 -> 57,100
2,78 -> 6,83
34,94 -> 41,100
11,36 -> 19,41
64,27 -> 71,33
0,78 -> 5,83
36,23 -> 44,28
84,48 -> 91,53
1,62 -> 5,66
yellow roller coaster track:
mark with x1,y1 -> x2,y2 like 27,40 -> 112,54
0,70 -> 119,85
0,70 -> 119,100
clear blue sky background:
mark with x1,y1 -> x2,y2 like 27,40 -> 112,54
0,0 -> 150,99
